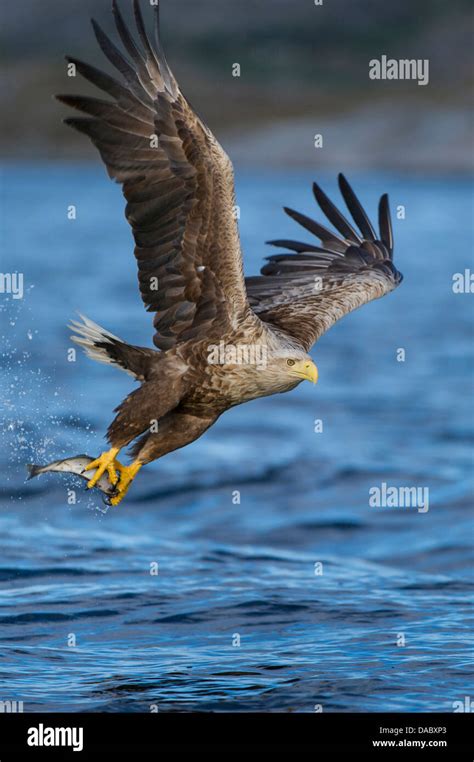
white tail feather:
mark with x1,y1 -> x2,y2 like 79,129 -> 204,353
69,314 -> 135,377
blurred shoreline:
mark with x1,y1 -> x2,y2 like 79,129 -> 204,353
2,0 -> 472,173
2,100 -> 472,175
224,103 -> 473,174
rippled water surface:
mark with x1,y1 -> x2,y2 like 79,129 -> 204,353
1,165 -> 473,711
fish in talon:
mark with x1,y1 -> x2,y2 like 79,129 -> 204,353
26,456 -> 120,499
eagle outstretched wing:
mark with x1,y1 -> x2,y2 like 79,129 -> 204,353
57,0 -> 250,350
246,174 -> 403,351
58,1 -> 401,357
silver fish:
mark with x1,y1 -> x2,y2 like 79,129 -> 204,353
26,455 -> 118,499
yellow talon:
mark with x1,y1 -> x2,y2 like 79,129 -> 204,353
85,447 -> 121,489
109,461 -> 142,506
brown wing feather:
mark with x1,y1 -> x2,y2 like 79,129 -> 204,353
247,175 -> 402,351
57,0 -> 249,350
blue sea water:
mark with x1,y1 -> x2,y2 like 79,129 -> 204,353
0,164 -> 473,712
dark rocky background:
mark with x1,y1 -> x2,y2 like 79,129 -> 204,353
2,0 -> 473,169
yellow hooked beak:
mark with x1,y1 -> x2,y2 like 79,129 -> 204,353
290,359 -> 318,384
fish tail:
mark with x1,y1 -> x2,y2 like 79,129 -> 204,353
26,464 -> 43,480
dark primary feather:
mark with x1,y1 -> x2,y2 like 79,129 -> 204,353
338,173 -> 377,241
312,180 -> 361,244
266,239 -> 330,254
246,177 -> 402,351
378,193 -> 394,255
57,0 -> 251,351
283,207 -> 347,253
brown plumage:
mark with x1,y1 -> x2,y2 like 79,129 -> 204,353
58,1 -> 402,505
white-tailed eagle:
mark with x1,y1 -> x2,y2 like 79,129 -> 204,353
55,0 -> 402,505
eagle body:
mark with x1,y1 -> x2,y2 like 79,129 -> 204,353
58,1 -> 402,505
79,323 -> 310,467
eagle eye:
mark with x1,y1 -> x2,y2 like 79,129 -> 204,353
286,359 -> 296,367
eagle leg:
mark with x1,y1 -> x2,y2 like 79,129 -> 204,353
85,447 -> 122,488
108,461 -> 143,506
